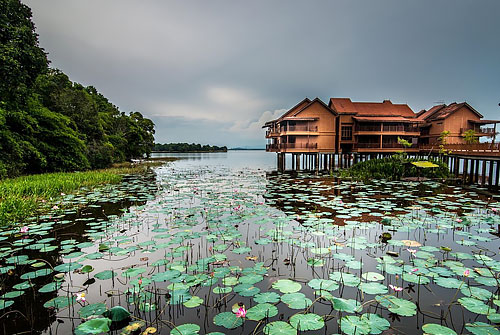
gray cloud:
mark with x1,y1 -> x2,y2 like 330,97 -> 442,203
23,0 -> 500,147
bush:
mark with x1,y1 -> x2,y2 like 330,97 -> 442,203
340,155 -> 450,181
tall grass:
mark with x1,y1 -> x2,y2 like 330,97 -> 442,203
0,162 -> 166,226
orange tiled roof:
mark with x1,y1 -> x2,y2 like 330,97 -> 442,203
418,102 -> 483,121
329,98 -> 416,118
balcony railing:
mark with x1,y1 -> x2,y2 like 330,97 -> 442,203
266,143 -> 318,151
356,125 -> 381,132
382,142 -> 403,148
355,143 -> 380,148
265,130 -> 280,137
354,142 -> 415,149
355,124 -> 419,133
461,127 -> 496,135
282,125 -> 318,132
420,143 -> 500,155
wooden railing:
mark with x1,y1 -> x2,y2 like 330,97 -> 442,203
355,124 -> 419,133
461,127 -> 496,135
266,143 -> 318,151
283,125 -> 318,132
419,143 -> 500,156
355,143 -> 380,148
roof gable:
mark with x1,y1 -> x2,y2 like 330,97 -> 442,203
291,97 -> 338,117
278,98 -> 311,120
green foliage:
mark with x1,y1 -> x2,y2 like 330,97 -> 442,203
340,155 -> 450,181
0,169 -> 123,225
464,129 -> 479,144
153,142 -> 227,152
0,1 -> 155,178
439,130 -> 452,155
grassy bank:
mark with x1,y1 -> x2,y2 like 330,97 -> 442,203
0,159 -> 175,226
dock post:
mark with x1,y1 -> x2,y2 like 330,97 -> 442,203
496,161 -> 500,188
474,159 -> 480,184
489,160 -> 494,187
481,160 -> 487,186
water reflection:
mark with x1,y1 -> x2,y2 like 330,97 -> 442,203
0,171 -> 158,335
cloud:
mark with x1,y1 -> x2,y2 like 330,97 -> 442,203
23,0 -> 500,147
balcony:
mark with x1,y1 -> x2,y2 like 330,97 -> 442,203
355,143 -> 380,148
265,129 -> 280,138
266,143 -> 318,152
461,127 -> 497,136
281,125 -> 319,135
354,124 -> 420,135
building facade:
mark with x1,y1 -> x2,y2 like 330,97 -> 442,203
264,97 -> 498,154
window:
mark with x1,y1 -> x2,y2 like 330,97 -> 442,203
341,125 -> 353,140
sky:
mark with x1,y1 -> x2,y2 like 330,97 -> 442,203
23,0 -> 500,148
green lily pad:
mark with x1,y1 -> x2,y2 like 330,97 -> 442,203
103,306 -> 130,322
332,297 -> 362,313
289,313 -> 324,331
94,270 -> 116,280
465,322 -> 500,335
272,279 -> 301,293
254,292 -> 281,304
78,303 -> 107,318
74,318 -> 111,335
213,312 -> 243,329
263,321 -> 297,335
246,303 -> 278,321
170,323 -> 200,335
422,323 -> 458,335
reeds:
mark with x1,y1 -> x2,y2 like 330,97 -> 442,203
0,166 -> 149,225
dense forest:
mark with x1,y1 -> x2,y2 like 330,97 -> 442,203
0,0 -> 155,179
153,143 -> 227,152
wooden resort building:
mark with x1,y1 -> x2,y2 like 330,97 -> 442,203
264,97 -> 500,172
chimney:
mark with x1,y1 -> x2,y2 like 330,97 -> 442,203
383,100 -> 391,104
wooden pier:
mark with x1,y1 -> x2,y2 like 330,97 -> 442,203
275,144 -> 500,190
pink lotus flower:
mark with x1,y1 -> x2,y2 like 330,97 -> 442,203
52,205 -> 59,210
235,307 -> 246,318
20,226 -> 29,233
389,284 -> 403,292
407,248 -> 417,254
138,278 -> 143,286
464,269 -> 470,277
410,268 -> 419,273
492,208 -> 498,213
456,218 -> 463,223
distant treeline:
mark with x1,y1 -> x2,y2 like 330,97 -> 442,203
153,143 -> 227,152
0,0 -> 155,179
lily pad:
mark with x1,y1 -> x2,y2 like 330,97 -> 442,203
289,313 -> 324,331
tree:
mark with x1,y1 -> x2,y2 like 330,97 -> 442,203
438,131 -> 451,156
464,129 -> 478,144
0,0 -> 48,108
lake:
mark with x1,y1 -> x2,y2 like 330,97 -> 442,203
1,150 -> 500,335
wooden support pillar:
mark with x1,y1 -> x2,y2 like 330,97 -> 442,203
474,159 -> 480,184
468,159 -> 474,184
296,154 -> 301,171
489,160 -> 494,187
481,160 -> 487,186
454,157 -> 459,177
496,161 -> 500,188
462,158 -> 469,182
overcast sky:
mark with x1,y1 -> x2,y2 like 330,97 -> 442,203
23,0 -> 500,147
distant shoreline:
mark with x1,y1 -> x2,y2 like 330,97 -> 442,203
151,148 -> 265,153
